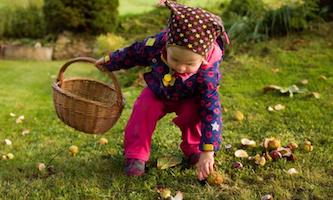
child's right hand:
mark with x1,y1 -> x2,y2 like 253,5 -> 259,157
95,57 -> 107,72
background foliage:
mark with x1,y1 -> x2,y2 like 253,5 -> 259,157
43,0 -> 119,35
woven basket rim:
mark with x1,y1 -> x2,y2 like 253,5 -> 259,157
52,77 -> 123,109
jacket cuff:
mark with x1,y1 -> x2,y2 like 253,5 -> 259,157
200,143 -> 220,152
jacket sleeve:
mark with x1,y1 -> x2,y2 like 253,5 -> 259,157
197,61 -> 223,152
102,31 -> 167,71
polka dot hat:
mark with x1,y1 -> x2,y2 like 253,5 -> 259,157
161,0 -> 230,56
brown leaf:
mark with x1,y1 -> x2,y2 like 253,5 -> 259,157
157,156 -> 182,170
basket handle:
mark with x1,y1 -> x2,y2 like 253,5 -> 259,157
56,57 -> 123,106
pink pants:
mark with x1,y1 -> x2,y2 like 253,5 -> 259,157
124,87 -> 202,161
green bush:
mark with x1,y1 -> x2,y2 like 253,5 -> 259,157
0,6 -> 46,38
43,0 -> 119,35
116,8 -> 168,41
94,33 -> 127,56
222,0 -> 321,43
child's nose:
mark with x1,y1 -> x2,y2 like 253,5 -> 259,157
176,64 -> 186,73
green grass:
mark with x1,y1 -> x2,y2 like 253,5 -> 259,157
1,23 -> 333,199
0,0 -> 224,15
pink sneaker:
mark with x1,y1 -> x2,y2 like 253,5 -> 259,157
125,158 -> 145,176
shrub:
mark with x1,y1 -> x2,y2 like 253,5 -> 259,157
0,6 -> 46,38
94,33 -> 126,56
43,0 -> 119,35
222,0 -> 321,44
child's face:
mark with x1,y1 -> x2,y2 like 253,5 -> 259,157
166,46 -> 204,74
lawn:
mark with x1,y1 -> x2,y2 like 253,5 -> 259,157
0,23 -> 333,199
0,0 -> 224,15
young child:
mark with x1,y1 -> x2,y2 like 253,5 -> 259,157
96,0 -> 229,181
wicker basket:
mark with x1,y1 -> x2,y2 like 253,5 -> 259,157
52,57 -> 124,134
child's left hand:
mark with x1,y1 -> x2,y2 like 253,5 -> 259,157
196,151 -> 215,180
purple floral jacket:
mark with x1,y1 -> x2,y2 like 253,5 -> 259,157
103,31 -> 224,152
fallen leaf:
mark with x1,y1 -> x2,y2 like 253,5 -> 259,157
9,113 -> 16,117
271,68 -> 280,73
263,85 -> 283,93
157,156 -> 182,170
263,84 -> 307,97
234,149 -> 249,158
319,75 -> 327,80
16,115 -> 25,124
307,92 -> 320,99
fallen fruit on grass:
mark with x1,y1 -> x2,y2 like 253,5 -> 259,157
99,138 -> 108,145
303,140 -> 313,152
300,79 -> 308,85
9,113 -> 16,117
286,142 -> 298,152
37,163 -> 46,172
287,168 -> 298,175
241,138 -> 256,147
261,194 -> 273,200
159,188 -> 171,199
277,147 -> 292,157
224,144 -> 232,150
22,129 -> 30,136
6,153 -> 14,160
270,150 -> 282,160
287,153 -> 297,161
255,156 -> 266,167
233,111 -> 244,121
263,137 -> 281,150
207,171 -> 224,185
69,145 -> 79,156
263,152 -> 273,161
267,106 -> 274,112
1,155 -> 8,160
4,139 -> 12,145
16,115 -> 25,124
234,149 -> 249,158
232,161 -> 243,169
273,104 -> 285,111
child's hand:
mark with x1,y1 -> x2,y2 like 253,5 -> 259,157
196,151 -> 215,181
95,57 -> 107,72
